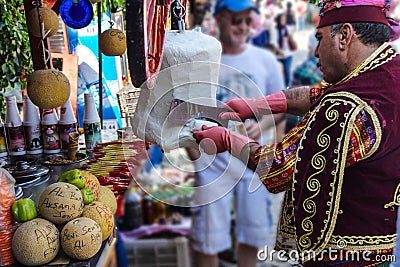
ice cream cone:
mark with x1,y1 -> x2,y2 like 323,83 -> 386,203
68,132 -> 80,161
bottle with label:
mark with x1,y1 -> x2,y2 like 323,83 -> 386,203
121,186 -> 143,230
59,98 -> 77,152
41,109 -> 61,154
83,93 -> 102,152
142,193 -> 154,225
23,94 -> 43,154
0,118 -> 8,157
5,95 -> 26,156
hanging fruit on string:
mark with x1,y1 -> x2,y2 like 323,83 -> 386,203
26,7 -> 59,38
99,28 -> 127,56
27,69 -> 71,109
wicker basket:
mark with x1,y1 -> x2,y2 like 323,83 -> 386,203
117,82 -> 141,125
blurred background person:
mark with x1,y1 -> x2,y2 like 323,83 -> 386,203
187,1 -> 286,267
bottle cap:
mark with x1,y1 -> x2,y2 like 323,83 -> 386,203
23,94 -> 41,126
5,95 -> 22,127
83,93 -> 100,124
41,109 -> 59,125
59,98 -> 77,124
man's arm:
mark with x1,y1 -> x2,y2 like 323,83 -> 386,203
284,86 -> 312,115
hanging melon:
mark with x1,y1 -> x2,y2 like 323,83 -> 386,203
27,69 -> 70,109
26,7 -> 59,38
99,29 -> 127,56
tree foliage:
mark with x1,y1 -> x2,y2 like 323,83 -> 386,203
0,0 -> 32,118
0,0 -> 32,91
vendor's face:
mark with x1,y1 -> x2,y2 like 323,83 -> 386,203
314,25 -> 347,84
216,9 -> 252,49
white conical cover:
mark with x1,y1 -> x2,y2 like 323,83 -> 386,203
5,95 -> 22,127
41,108 -> 59,125
23,94 -> 40,126
83,93 -> 100,124
60,98 -> 77,124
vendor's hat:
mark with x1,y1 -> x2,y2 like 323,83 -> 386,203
318,0 -> 391,27
316,0 -> 400,40
214,0 -> 259,15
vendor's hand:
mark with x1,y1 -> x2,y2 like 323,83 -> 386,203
193,125 -> 257,158
245,121 -> 262,140
220,92 -> 287,122
220,98 -> 256,121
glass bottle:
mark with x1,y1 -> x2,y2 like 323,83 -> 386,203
0,117 -> 8,157
142,194 -> 154,225
122,186 -> 143,230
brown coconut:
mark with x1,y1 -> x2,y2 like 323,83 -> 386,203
81,201 -> 114,241
27,7 -> 59,38
98,185 -> 117,214
99,29 -> 127,56
12,218 -> 60,266
38,182 -> 85,224
27,69 -> 70,109
61,217 -> 102,260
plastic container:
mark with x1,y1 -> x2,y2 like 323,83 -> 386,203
41,109 -> 61,154
59,98 -> 77,152
23,94 -> 43,154
5,96 -> 26,156
83,93 -> 102,152
123,237 -> 191,267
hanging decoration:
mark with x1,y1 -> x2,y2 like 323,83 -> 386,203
26,0 -> 71,109
59,0 -> 94,29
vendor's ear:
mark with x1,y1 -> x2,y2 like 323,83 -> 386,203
338,23 -> 355,50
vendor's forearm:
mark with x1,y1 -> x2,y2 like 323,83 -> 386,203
284,86 -> 311,116
239,143 -> 261,172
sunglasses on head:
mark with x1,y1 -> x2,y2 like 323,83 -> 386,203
231,16 -> 252,26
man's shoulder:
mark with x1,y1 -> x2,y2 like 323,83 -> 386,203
245,44 -> 278,61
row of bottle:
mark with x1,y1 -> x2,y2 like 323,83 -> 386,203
118,184 -> 192,231
0,93 -> 103,157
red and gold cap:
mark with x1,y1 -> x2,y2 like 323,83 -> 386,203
317,0 -> 391,27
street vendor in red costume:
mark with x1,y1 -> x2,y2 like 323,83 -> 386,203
192,0 -> 400,265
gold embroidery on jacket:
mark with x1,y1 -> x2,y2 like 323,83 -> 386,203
327,234 -> 396,250
384,183 -> 400,208
294,92 -> 382,261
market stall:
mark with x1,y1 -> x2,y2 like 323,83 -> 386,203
0,0 -> 222,265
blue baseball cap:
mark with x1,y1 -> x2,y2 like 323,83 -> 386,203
214,0 -> 259,15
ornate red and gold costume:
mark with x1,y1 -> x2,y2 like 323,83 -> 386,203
254,43 -> 400,266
